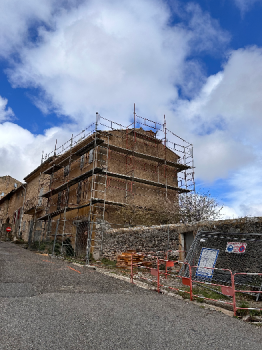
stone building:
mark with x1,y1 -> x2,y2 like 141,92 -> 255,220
22,157 -> 55,242
0,176 -> 21,199
0,158 -> 54,241
0,184 -> 26,239
0,175 -> 22,237
0,113 -> 194,259
38,120 -> 192,259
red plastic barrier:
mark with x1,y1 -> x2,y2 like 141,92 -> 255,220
233,272 -> 262,316
129,252 -> 262,317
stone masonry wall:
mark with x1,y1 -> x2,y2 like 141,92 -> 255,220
102,224 -> 181,260
101,217 -> 262,263
0,176 -> 22,199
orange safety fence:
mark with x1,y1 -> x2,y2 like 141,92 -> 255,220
234,272 -> 262,316
128,253 -> 262,317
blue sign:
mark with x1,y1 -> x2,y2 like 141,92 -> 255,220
195,248 -> 219,279
226,245 -> 234,253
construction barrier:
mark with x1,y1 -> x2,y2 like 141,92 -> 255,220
128,253 -> 262,317
233,272 -> 262,316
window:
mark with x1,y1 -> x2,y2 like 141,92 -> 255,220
80,154 -> 85,170
77,181 -> 82,204
64,164 -> 70,177
89,149 -> 94,163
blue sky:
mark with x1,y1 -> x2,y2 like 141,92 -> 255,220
0,0 -> 262,218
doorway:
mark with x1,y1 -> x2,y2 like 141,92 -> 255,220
183,231 -> 194,255
75,220 -> 89,258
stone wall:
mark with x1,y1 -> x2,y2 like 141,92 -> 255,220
177,217 -> 262,282
0,176 -> 22,199
100,217 -> 262,265
101,224 -> 181,260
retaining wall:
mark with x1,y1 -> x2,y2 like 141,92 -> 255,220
100,217 -> 262,261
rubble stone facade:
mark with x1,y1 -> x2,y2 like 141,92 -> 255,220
99,217 -> 262,261
0,176 -> 21,199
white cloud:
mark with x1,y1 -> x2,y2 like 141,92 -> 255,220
220,205 -> 239,220
223,165 -> 262,217
5,0 -> 229,126
0,120 -> 76,181
233,0 -> 262,14
173,46 -> 262,216
0,96 -> 14,122
174,47 -> 262,181
0,0 -> 82,58
0,0 -> 54,58
185,3 -> 230,54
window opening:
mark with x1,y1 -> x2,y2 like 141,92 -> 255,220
89,149 -> 94,164
80,154 -> 85,169
64,164 -> 70,177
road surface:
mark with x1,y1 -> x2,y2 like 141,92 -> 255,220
0,241 -> 261,350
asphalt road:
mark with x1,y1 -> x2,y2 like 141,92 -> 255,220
0,242 -> 262,350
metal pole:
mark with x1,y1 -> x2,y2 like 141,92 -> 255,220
52,219 -> 60,256
165,251 -> 168,280
157,258 -> 160,293
167,225 -> 170,251
232,273 -> 237,316
61,207 -> 67,255
130,254 -> 134,284
86,115 -> 98,265
18,184 -> 27,238
189,264 -> 193,301
134,103 -> 136,130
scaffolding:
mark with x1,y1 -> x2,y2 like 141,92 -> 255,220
32,107 -> 194,263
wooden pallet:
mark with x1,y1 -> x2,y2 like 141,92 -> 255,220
116,250 -> 144,269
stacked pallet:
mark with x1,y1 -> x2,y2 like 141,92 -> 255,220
116,250 -> 144,269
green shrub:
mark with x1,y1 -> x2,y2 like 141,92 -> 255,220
101,258 -> 116,267
237,301 -> 249,317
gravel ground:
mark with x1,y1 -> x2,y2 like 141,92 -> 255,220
0,241 -> 262,350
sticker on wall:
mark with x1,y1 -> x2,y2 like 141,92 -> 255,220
195,248 -> 219,279
226,242 -> 247,254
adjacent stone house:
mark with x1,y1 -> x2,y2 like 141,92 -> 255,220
0,175 -> 22,237
0,175 -> 22,199
0,158 -> 55,241
0,184 -> 26,240
22,156 -> 55,242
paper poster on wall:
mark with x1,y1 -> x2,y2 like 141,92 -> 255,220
195,248 -> 219,279
226,242 -> 247,254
